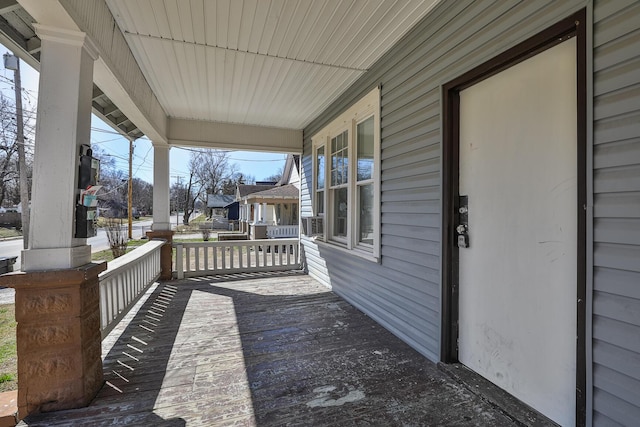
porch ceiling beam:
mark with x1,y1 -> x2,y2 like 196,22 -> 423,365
0,0 -> 20,15
167,118 -> 302,154
18,0 -> 168,144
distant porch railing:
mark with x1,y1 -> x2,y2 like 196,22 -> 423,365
266,224 -> 299,238
99,240 -> 164,339
174,238 -> 300,279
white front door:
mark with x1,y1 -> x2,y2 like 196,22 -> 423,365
458,38 -> 577,426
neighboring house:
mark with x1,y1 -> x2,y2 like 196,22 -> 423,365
206,194 -> 235,218
237,155 -> 300,238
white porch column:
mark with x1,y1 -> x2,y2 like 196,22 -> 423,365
262,203 -> 268,223
22,26 -> 98,271
152,144 -> 171,230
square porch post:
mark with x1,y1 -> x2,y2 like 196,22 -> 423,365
146,144 -> 173,280
0,25 -> 106,419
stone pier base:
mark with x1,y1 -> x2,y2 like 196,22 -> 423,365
0,262 -> 106,419
146,230 -> 174,280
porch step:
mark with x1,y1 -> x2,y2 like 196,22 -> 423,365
0,391 -> 17,427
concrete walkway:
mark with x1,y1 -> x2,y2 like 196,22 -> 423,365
20,273 -> 554,426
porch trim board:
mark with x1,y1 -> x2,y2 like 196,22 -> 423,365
441,9 -> 588,426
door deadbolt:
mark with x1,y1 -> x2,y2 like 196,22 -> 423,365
456,195 -> 469,248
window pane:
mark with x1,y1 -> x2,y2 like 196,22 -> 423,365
330,130 -> 348,186
316,190 -> 324,214
316,146 -> 325,190
333,187 -> 348,238
357,116 -> 374,181
358,184 -> 374,245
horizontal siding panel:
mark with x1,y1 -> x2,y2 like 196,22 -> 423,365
382,131 -> 440,161
593,388 -> 640,427
382,158 -> 439,181
594,57 -> 640,96
382,143 -> 440,171
594,218 -> 640,245
382,235 -> 439,256
593,292 -> 640,328
382,113 -> 440,141
593,30 -> 640,72
382,223 -> 440,242
380,246 -> 439,270
594,164 -> 640,193
594,192 -> 640,218
593,84 -> 640,121
381,199 -> 440,215
594,138 -> 640,169
594,0 -> 639,21
381,172 -> 439,192
382,120 -> 439,149
593,2 -> 640,47
382,90 -> 439,128
381,187 -> 440,203
593,267 -> 640,299
381,212 -> 439,228
381,256 -> 440,285
594,364 -> 640,413
593,316 -> 640,354
593,340 -> 640,383
594,243 -> 640,273
325,262 -> 435,321
594,110 -> 640,145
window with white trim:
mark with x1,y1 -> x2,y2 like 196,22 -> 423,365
312,87 -> 380,261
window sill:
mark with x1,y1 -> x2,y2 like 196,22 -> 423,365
309,237 -> 380,264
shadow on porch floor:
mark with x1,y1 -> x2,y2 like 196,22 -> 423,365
20,272 -> 554,426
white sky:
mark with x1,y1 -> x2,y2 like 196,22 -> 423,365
0,48 -> 286,185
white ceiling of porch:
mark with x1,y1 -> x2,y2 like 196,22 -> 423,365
105,0 -> 439,130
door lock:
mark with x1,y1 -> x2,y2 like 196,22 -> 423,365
456,195 -> 470,248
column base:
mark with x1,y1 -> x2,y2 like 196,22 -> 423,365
0,262 -> 107,419
146,230 -> 174,280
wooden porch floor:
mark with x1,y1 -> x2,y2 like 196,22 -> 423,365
21,272 -> 548,426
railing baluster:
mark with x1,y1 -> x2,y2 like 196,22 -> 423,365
176,244 -> 184,280
99,240 -> 163,339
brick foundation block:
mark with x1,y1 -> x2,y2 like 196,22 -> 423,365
0,262 -> 106,419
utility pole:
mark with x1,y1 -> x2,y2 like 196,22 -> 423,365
128,138 -> 133,239
4,53 -> 29,249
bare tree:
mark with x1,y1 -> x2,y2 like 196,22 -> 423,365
263,165 -> 284,183
0,95 -> 34,211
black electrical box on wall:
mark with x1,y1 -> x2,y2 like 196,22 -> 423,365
75,144 -> 100,238
75,204 -> 97,238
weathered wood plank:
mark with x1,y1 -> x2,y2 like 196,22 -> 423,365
22,274 -> 547,426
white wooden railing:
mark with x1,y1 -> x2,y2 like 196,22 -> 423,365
174,238 -> 300,279
266,225 -> 299,239
99,240 -> 164,339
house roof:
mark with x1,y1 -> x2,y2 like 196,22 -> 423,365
277,154 -> 300,186
244,184 -> 299,200
237,184 -> 277,198
207,195 -> 235,208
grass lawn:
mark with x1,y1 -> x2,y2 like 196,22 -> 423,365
91,239 -> 150,262
0,304 -> 16,392
0,228 -> 21,239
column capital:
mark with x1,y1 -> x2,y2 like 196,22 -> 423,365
152,142 -> 171,151
33,24 -> 99,60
